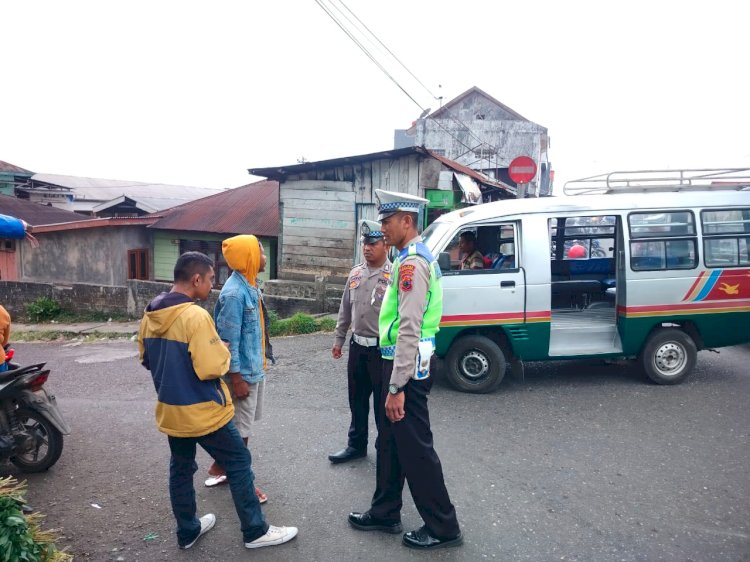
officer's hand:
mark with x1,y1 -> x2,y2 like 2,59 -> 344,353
231,376 -> 251,401
332,345 -> 342,359
385,392 -> 405,423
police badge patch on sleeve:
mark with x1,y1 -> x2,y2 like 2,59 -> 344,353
399,263 -> 415,291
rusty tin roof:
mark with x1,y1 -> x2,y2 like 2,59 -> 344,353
149,180 -> 279,237
0,195 -> 84,226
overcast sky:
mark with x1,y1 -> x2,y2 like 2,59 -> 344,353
2,0 -> 748,192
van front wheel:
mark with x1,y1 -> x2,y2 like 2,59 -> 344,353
640,328 -> 697,385
445,335 -> 507,393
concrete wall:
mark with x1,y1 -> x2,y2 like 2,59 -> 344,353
0,278 -> 343,321
0,281 -> 129,319
19,226 -> 151,286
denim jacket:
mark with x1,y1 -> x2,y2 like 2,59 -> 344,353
214,271 -> 265,384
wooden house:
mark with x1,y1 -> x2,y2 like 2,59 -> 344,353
249,146 -> 514,282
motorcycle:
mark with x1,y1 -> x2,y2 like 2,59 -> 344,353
0,345 -> 70,472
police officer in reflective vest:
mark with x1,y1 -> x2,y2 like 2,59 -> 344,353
348,190 -> 462,550
329,220 -> 392,463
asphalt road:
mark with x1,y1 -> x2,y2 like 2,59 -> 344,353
5,336 -> 750,561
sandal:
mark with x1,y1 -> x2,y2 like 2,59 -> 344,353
256,487 -> 268,505
204,474 -> 228,487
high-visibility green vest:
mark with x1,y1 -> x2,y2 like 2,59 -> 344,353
379,242 -> 443,359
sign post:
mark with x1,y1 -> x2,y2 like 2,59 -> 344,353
509,156 -> 537,198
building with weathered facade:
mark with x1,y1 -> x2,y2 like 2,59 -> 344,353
0,195 -> 84,281
148,179 -> 279,285
17,217 -> 156,286
249,146 -> 514,283
394,86 -> 552,196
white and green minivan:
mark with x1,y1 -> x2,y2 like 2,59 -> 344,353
423,172 -> 750,393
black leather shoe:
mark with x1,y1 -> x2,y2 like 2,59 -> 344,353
402,526 -> 463,549
348,512 -> 402,534
328,446 -> 366,464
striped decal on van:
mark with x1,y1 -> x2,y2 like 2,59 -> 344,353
440,310 -> 551,327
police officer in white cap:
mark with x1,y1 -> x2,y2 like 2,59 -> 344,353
348,190 -> 462,550
329,220 -> 392,463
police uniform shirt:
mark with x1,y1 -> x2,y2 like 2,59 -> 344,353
334,259 -> 392,347
390,235 -> 432,389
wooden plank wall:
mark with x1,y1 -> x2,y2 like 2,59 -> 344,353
280,180 -> 355,279
280,155 -> 429,280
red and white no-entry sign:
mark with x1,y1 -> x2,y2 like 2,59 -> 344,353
508,156 -> 537,184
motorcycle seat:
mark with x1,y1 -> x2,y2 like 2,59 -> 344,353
0,363 -> 47,383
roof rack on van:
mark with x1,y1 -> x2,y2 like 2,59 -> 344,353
563,168 -> 750,196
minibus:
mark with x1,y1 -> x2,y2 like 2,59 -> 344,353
424,174 -> 750,392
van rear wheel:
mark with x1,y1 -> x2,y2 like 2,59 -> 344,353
640,328 -> 697,385
445,335 -> 506,393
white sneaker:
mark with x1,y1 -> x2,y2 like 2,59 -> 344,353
245,525 -> 299,549
180,513 -> 216,549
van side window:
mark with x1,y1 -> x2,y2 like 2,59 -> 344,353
701,208 -> 750,267
628,211 -> 697,271
441,224 -> 517,273
550,216 -> 616,261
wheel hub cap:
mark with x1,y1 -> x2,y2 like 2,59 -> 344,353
460,351 -> 489,380
654,342 -> 686,376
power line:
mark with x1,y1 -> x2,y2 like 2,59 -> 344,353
314,0 -> 500,171
332,1 -> 496,156
314,0 -> 424,110
338,0 -> 439,102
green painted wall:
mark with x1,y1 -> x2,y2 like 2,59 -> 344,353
153,231 -> 182,281
152,230 -> 276,283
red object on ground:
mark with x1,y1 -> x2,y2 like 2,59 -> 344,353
508,156 -> 537,184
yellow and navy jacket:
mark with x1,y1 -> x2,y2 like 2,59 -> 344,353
138,292 -> 233,438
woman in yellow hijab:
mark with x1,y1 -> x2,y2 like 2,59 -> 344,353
205,235 -> 269,504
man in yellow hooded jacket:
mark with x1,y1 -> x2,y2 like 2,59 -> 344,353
206,235 -> 271,506
138,251 -> 297,550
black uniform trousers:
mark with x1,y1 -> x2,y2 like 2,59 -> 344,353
347,339 -> 384,451
369,359 -> 460,540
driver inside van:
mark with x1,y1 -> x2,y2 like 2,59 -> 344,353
458,231 -> 484,270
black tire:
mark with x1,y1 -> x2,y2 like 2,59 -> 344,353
10,408 -> 64,473
444,335 -> 507,393
640,328 -> 697,385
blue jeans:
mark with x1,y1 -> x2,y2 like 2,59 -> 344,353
167,421 -> 269,546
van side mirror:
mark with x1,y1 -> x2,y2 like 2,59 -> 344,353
438,252 -> 451,272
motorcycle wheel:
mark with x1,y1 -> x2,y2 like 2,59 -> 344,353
10,408 -> 64,472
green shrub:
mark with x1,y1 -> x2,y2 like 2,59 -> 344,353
25,297 -> 61,322
317,317 -> 336,332
287,313 -> 319,334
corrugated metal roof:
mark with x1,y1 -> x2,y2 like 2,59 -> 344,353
33,216 -> 159,233
0,160 -> 33,174
28,173 -> 222,210
0,195 -> 84,226
149,180 -> 279,237
249,147 -> 425,179
426,150 -> 516,196
249,146 -> 514,196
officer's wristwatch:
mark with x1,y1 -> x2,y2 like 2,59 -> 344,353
388,383 -> 404,395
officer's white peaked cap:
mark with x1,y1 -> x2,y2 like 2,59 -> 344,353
360,219 -> 384,242
375,189 -> 429,221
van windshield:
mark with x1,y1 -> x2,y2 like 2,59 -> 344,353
421,221 -> 453,254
